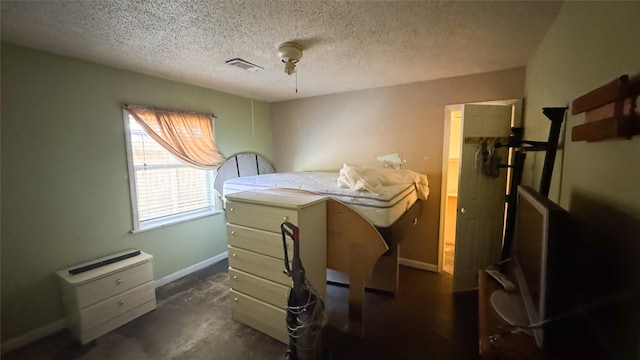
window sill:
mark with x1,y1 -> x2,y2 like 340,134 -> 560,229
131,209 -> 224,234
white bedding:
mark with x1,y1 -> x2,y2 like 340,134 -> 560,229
223,171 -> 427,227
337,163 -> 429,200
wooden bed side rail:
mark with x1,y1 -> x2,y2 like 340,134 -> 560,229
325,199 -> 389,277
325,198 -> 388,337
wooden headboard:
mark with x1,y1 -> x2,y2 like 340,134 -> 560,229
213,152 -> 275,195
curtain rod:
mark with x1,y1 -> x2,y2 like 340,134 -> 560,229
124,104 -> 216,119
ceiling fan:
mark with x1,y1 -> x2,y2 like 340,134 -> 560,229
277,42 -> 303,75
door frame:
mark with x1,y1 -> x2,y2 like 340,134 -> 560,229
437,104 -> 462,273
437,99 -> 523,274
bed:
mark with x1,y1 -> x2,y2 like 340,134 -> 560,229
215,153 -> 428,336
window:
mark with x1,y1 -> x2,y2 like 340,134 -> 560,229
124,113 -> 218,231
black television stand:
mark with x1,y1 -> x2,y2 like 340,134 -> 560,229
499,107 -> 567,261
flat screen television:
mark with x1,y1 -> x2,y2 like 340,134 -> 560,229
492,185 -> 571,349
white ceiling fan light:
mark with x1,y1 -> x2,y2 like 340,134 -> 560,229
277,42 -> 303,75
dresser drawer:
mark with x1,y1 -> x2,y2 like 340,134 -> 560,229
227,224 -> 292,259
231,290 -> 288,344
76,261 -> 153,308
229,267 -> 289,309
228,246 -> 290,286
226,201 -> 298,232
79,281 -> 155,330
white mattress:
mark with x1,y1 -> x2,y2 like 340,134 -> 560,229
223,172 -> 418,227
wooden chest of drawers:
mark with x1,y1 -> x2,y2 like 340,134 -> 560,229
225,190 -> 327,343
56,250 -> 156,344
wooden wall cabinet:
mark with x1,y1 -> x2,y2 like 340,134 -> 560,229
571,75 -> 639,142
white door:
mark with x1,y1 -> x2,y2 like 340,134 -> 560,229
453,104 -> 512,291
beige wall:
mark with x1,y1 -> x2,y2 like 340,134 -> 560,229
271,68 -> 525,265
523,2 -> 640,358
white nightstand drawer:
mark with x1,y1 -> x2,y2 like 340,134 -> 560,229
231,290 -> 288,344
78,281 -> 155,331
227,224 -> 292,259
228,246 -> 290,286
78,299 -> 157,344
76,261 -> 153,308
226,201 -> 298,232
229,267 -> 289,309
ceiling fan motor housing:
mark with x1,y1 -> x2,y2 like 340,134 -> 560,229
278,42 -> 303,75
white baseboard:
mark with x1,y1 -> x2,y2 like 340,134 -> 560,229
1,318 -> 66,355
399,257 -> 439,272
2,252 -> 229,354
154,252 -> 228,288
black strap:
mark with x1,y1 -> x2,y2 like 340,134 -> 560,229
69,250 -> 141,275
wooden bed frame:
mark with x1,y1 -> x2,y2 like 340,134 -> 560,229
323,197 -> 422,336
215,154 -> 423,336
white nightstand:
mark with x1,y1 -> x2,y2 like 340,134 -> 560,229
56,250 -> 156,344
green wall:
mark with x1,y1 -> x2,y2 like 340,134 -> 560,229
1,43 -> 273,342
523,2 -> 640,358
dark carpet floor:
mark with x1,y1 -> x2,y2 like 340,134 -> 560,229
3,259 -> 479,360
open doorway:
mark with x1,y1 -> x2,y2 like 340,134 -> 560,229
438,100 -> 522,282
441,107 -> 462,274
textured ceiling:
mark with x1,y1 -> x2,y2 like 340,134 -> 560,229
1,1 -> 562,103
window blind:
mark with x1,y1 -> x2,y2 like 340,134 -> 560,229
127,116 -> 216,229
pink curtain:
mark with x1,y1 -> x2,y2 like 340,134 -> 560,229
126,105 -> 226,169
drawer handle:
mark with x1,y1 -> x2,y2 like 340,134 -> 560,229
283,216 -> 288,221
232,253 -> 237,258
230,231 -> 236,237
233,275 -> 238,280
230,207 -> 235,214
234,297 -> 238,302
116,279 -> 123,285
118,300 -> 125,306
